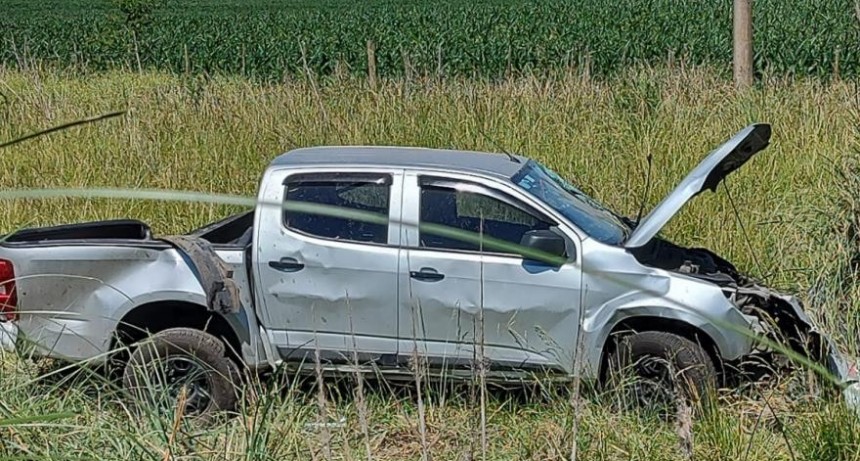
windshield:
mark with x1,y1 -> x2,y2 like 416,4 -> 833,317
512,160 -> 630,246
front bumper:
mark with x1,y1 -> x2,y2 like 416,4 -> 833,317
0,321 -> 18,352
845,382 -> 860,412
826,347 -> 860,412
766,291 -> 860,412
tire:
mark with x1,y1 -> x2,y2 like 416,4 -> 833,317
122,328 -> 239,418
606,331 -> 717,411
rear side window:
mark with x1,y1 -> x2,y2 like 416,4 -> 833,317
283,173 -> 392,244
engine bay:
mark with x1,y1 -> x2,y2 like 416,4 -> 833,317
627,235 -> 743,286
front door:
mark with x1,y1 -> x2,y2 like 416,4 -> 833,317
255,168 -> 403,364
398,172 -> 583,374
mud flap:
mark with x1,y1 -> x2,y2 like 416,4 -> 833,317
160,235 -> 241,315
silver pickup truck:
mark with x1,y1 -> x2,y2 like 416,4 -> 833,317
1,123 -> 857,415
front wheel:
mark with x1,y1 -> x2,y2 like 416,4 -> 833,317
122,328 -> 239,418
605,331 -> 717,412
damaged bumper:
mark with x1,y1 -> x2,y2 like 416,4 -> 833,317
777,292 -> 860,412
825,346 -> 860,412
730,283 -> 859,412
0,321 -> 17,352
845,382 -> 860,412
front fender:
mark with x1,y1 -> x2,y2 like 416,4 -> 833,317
578,276 -> 757,377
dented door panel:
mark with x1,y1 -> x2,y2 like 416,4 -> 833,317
254,167 -> 404,359
399,171 -> 583,372
479,255 -> 582,370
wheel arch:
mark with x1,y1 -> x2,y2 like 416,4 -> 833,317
596,315 -> 724,384
111,301 -> 244,365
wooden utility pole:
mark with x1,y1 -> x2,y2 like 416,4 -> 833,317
733,0 -> 753,89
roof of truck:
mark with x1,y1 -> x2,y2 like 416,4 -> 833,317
270,146 -> 530,179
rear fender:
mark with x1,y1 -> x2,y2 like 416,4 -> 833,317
160,236 -> 242,315
112,292 -> 270,369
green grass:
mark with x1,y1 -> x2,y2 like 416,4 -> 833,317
1,65 -> 860,459
1,353 -> 859,460
1,0 -> 859,80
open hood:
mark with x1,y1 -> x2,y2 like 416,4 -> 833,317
623,123 -> 772,249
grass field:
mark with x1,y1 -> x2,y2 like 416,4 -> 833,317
1,64 -> 860,459
1,0 -> 859,80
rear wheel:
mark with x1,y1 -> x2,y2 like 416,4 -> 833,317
606,331 -> 717,412
122,328 -> 239,418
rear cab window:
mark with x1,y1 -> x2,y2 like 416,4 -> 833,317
282,172 -> 393,244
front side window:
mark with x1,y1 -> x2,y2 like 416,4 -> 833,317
419,178 -> 554,255
283,173 -> 391,244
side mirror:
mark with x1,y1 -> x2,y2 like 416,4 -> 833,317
519,229 -> 568,265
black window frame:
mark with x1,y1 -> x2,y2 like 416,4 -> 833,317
281,171 -> 394,246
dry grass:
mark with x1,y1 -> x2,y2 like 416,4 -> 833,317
1,64 -> 859,459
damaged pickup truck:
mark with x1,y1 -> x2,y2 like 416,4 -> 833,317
0,123 -> 857,415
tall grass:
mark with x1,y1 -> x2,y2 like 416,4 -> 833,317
0,65 -> 859,459
0,65 -> 856,316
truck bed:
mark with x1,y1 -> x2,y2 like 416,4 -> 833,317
1,211 -> 254,248
3,219 -> 154,244
0,211 -> 255,362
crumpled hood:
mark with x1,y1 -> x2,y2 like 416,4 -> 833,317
624,123 -> 772,249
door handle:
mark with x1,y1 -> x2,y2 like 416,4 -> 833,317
268,257 -> 305,272
409,267 -> 445,282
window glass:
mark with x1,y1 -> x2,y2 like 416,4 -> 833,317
283,175 -> 391,244
419,182 -> 553,254
512,160 -> 630,246
455,193 -> 539,226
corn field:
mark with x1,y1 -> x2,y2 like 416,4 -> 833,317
2,0 -> 859,80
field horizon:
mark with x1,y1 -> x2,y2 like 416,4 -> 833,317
2,0 -> 859,80
1,63 -> 860,459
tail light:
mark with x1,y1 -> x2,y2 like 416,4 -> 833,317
0,259 -> 17,321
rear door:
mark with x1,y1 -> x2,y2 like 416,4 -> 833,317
254,167 -> 404,364
398,171 -> 583,374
